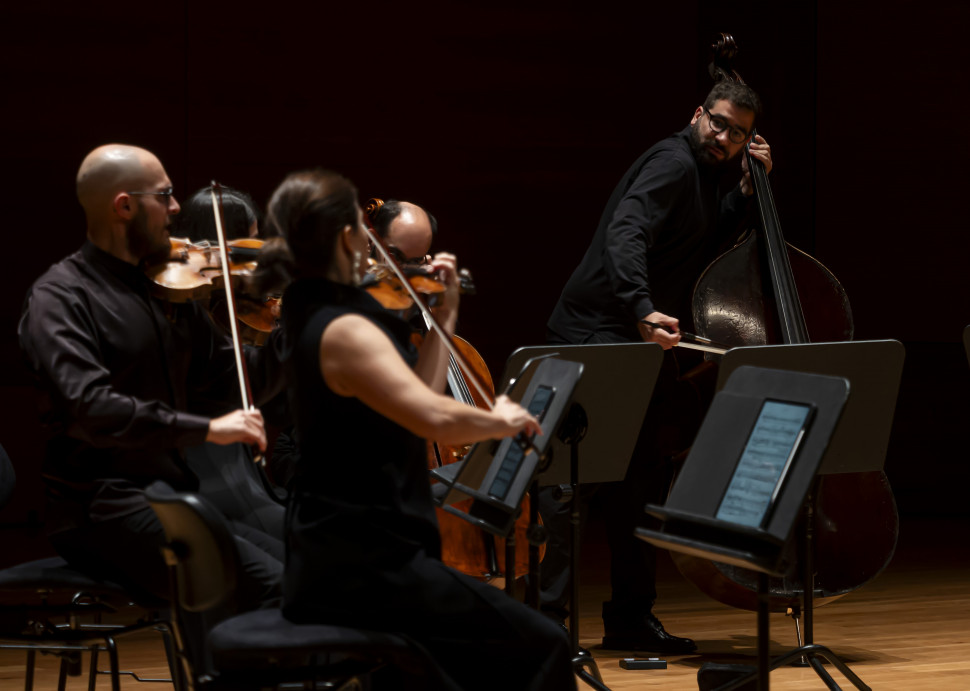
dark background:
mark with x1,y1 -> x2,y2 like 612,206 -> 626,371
2,1 -> 967,550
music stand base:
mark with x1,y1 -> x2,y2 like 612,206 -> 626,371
709,645 -> 871,691
712,574 -> 870,691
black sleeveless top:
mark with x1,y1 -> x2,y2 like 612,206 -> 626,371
280,278 -> 442,620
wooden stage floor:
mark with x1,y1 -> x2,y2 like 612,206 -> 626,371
2,515 -> 967,690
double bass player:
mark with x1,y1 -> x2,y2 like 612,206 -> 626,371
543,80 -> 773,653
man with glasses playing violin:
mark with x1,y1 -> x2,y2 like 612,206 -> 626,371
370,199 -> 437,267
18,144 -> 287,667
543,81 -> 773,654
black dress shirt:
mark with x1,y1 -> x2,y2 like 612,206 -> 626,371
547,126 -> 750,344
18,241 -> 285,507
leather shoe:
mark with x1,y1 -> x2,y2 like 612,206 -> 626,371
601,611 -> 697,654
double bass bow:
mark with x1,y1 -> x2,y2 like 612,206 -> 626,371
674,34 -> 898,614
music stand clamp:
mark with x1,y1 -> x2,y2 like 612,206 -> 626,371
638,363 -> 874,691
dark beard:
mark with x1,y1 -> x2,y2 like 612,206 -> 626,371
128,209 -> 170,266
688,120 -> 731,171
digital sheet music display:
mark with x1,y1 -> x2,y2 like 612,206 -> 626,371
487,385 -> 555,501
716,400 -> 812,528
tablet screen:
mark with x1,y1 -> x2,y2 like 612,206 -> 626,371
715,399 -> 813,528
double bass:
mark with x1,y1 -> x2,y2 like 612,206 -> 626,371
673,35 -> 899,614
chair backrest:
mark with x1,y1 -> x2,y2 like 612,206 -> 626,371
145,481 -> 240,613
0,443 -> 15,510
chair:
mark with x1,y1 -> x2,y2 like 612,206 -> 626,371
0,444 -> 180,691
145,481 -> 427,691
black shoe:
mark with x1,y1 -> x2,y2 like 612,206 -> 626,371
601,612 -> 697,654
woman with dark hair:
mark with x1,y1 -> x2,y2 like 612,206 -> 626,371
174,185 -> 261,242
260,169 -> 575,691
171,183 -> 287,545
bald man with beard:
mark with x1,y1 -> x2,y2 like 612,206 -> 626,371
18,144 -> 286,665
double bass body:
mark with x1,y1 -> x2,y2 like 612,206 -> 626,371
671,34 -> 899,613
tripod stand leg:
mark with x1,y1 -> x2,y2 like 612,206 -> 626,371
573,649 -> 610,691
804,646 -> 871,691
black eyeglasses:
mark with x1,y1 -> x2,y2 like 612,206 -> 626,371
388,245 -> 431,267
703,108 -> 750,144
127,187 -> 175,201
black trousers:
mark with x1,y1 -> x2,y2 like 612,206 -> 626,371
538,332 -> 703,624
285,550 -> 577,691
185,442 -> 285,541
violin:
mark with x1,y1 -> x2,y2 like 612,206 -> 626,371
362,259 -> 447,311
146,237 -> 263,302
145,236 -> 280,342
362,251 -> 476,320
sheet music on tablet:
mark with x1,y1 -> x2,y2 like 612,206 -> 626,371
715,400 -> 814,529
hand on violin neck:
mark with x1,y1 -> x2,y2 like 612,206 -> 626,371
639,312 -> 681,350
740,134 -> 772,196
428,252 -> 460,331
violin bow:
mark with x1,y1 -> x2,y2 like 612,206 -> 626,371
210,182 -> 263,462
362,222 -> 496,411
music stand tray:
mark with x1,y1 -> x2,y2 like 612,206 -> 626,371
639,366 -> 848,574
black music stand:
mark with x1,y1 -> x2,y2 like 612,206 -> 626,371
497,343 -> 665,691
644,340 -> 904,690
638,365 -> 853,691
432,356 -> 584,540
714,340 -> 905,663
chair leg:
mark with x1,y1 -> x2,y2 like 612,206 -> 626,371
154,623 -> 182,691
88,645 -> 100,691
24,649 -> 36,691
57,656 -> 69,691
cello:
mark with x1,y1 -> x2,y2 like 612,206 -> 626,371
673,34 -> 899,614
363,198 -> 542,589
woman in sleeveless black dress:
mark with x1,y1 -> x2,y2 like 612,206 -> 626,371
256,169 -> 575,691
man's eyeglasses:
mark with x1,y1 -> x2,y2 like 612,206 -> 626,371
703,108 -> 750,144
127,187 -> 175,201
388,246 -> 431,267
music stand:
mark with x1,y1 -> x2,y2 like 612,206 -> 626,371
499,343 -> 664,690
432,356 -> 584,539
638,365 -> 854,691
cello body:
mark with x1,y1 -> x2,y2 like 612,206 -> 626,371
672,34 -> 899,614
429,335 -> 543,585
